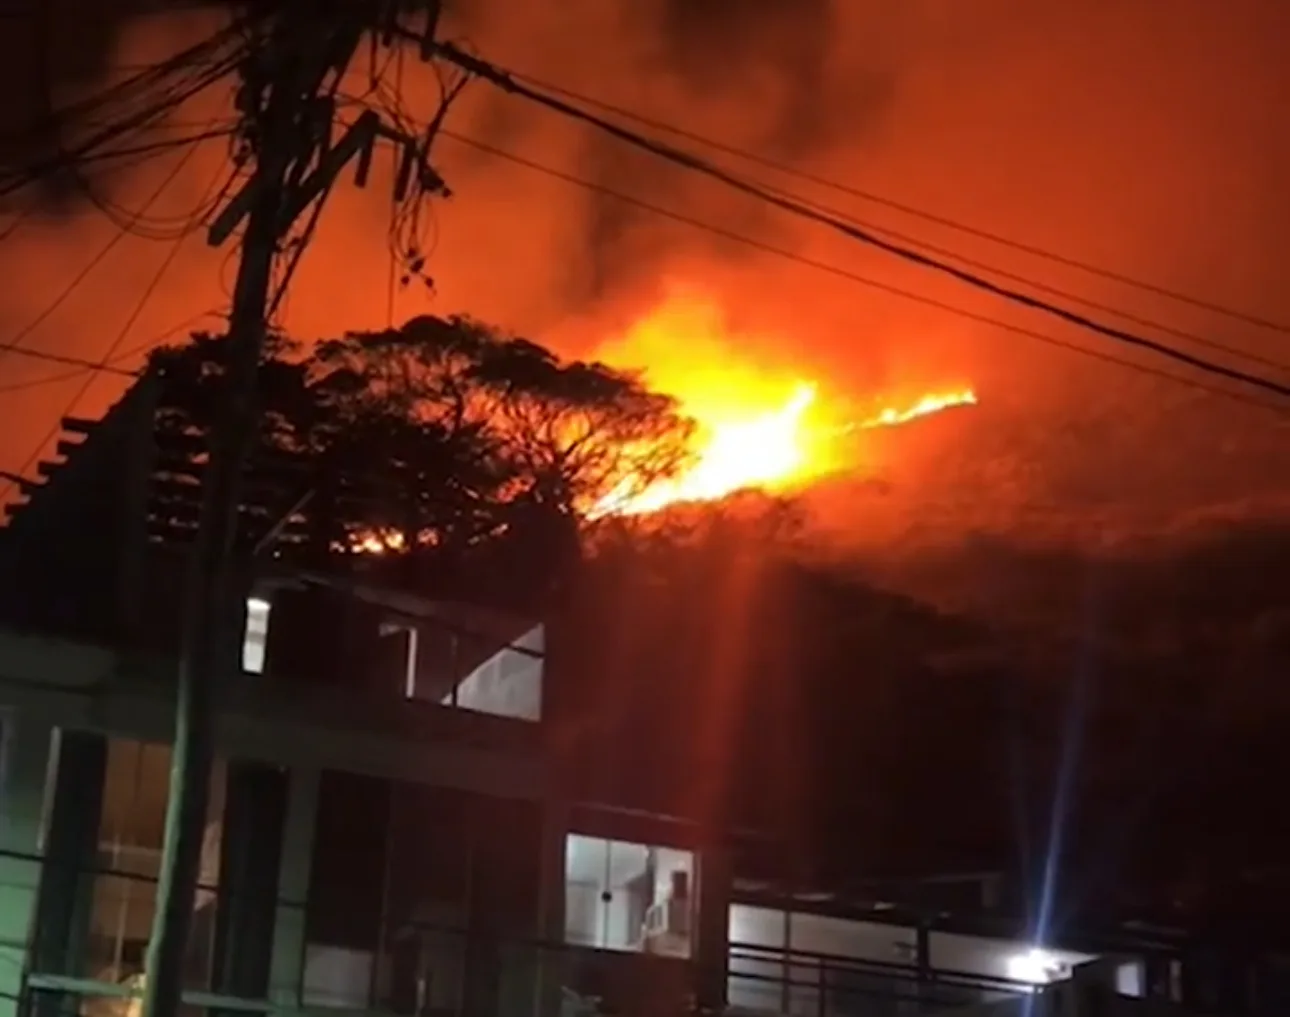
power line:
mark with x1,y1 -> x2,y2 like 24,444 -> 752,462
741,178 -> 1290,377
1,141 -> 229,500
0,310 -> 228,396
1,235 -> 187,501
0,18 -> 246,153
438,130 -> 1287,418
508,67 -> 1290,338
0,346 -> 138,378
429,43 -> 1290,403
0,24 -> 248,201
0,133 -> 205,369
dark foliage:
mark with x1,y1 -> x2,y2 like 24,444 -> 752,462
147,315 -> 693,607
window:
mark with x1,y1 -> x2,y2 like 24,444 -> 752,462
243,597 -> 271,673
564,834 -> 693,957
89,737 -> 226,984
444,625 -> 543,722
403,615 -> 544,723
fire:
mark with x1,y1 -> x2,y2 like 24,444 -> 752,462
347,295 -> 980,545
855,389 -> 978,429
591,296 -> 979,518
349,528 -> 406,554
590,299 -> 845,517
594,381 -> 821,517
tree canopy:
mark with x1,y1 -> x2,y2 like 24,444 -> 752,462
149,314 -> 695,602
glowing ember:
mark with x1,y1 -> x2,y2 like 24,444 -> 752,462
349,528 -> 406,554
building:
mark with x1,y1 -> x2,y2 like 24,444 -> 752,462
0,372 -> 1276,1017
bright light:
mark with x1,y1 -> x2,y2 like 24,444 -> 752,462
1006,947 -> 1064,985
589,293 -> 979,517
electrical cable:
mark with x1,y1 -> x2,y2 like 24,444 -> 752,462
437,130 -> 1288,418
0,135 -> 205,369
0,309 -> 229,397
0,346 -> 138,379
0,18 -> 247,152
0,23 -> 249,202
742,177 -> 1290,376
506,66 -> 1290,337
436,46 -> 1285,374
0,139 -> 231,500
428,43 -> 1290,402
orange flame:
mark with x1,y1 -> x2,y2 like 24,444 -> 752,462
856,389 -> 978,430
349,528 -> 406,554
591,296 -> 979,518
348,296 -> 980,546
593,381 -> 820,517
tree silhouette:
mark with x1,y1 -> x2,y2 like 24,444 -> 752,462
146,315 -> 694,602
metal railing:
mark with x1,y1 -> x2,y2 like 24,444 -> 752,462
5,858 -> 1039,1017
727,942 -> 1036,1017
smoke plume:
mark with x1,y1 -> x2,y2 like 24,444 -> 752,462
2,0 -> 1289,558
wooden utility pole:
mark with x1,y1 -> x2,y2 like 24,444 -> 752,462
139,5 -> 421,1016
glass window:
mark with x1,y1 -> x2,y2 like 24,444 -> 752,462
404,615 -> 544,723
563,834 -> 693,958
88,738 -> 225,985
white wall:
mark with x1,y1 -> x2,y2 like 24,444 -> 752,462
451,625 -> 543,721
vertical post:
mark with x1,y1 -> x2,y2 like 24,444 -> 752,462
142,15 -> 321,1017
534,800 -> 568,1017
268,766 -> 319,1008
28,731 -> 109,1017
694,839 -> 731,1014
0,715 -> 55,1017
211,762 -> 289,1017
780,906 -> 792,1015
915,918 -> 931,983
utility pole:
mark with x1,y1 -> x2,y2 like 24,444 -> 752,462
139,4 -> 442,1017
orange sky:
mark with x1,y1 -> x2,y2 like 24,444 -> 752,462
2,0 -> 1289,550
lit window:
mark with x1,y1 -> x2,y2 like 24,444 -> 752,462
564,834 -> 694,957
405,617 -> 544,722
242,597 -> 271,674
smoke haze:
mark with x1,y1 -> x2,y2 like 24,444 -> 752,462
2,0 -> 1289,557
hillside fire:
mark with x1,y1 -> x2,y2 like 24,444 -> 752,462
591,296 -> 978,517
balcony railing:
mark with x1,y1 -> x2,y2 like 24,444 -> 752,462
11,858 -> 1039,1017
728,942 -> 1036,1017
